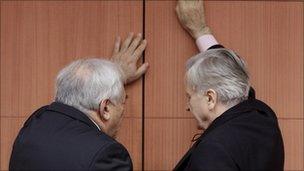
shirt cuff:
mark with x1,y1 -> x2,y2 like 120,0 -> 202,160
196,34 -> 219,52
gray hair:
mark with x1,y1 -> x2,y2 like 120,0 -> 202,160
186,48 -> 250,106
55,58 -> 125,115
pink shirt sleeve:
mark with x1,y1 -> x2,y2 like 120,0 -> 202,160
196,34 -> 219,52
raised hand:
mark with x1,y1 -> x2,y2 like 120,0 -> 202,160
176,0 -> 211,39
111,33 -> 149,84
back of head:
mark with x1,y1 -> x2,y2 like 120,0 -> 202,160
55,58 -> 124,115
186,48 -> 250,106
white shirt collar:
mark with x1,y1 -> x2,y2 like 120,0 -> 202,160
89,118 -> 101,131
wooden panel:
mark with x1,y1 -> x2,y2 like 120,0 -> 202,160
204,1 -> 303,119
1,1 -> 143,118
144,119 -> 199,170
0,117 -> 27,171
145,1 -> 303,119
0,1 -> 143,170
145,0 -> 197,119
116,118 -> 142,171
145,1 -> 303,171
278,119 -> 304,171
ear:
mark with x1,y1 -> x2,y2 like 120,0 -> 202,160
99,99 -> 110,121
205,89 -> 217,110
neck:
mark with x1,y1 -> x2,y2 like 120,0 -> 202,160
213,104 -> 228,120
86,111 -> 104,131
203,103 -> 232,130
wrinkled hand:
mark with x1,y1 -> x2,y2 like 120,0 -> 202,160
111,33 -> 148,84
176,0 -> 211,39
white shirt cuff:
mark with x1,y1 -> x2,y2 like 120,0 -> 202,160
196,34 -> 219,52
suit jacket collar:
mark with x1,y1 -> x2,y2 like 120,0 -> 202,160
174,98 -> 276,170
46,102 -> 100,132
199,98 -> 276,141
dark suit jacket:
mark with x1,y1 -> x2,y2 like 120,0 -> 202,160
174,45 -> 284,171
9,102 -> 132,171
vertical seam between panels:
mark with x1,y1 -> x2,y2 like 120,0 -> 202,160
141,0 -> 146,170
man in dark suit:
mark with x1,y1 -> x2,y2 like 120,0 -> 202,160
9,33 -> 149,170
174,0 -> 284,170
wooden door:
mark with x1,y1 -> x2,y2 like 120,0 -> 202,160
144,1 -> 303,171
0,1 -> 143,170
1,1 -> 303,171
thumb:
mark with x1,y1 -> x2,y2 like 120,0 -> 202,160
126,63 -> 149,84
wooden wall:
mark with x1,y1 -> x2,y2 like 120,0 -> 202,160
1,1 -> 303,170
0,1 -> 143,170
145,1 -> 303,170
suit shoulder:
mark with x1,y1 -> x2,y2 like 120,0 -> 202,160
95,141 -> 130,158
190,140 -> 238,170
88,131 -> 129,155
199,110 -> 283,169
207,110 -> 280,140
89,139 -> 132,170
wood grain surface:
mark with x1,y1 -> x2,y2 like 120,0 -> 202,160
145,1 -> 303,170
1,1 -> 303,171
0,1 -> 143,170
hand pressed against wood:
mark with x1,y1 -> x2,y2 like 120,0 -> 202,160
111,32 -> 149,84
176,0 -> 211,39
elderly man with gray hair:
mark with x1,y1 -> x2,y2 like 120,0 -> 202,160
174,0 -> 284,170
9,33 -> 148,171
